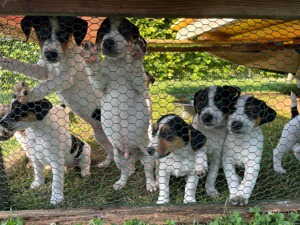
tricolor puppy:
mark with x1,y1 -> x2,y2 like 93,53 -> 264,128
147,114 -> 207,204
223,95 -> 276,205
0,98 -> 91,205
0,16 -> 113,168
87,18 -> 157,192
192,85 -> 241,198
273,92 -> 300,173
0,104 -> 30,164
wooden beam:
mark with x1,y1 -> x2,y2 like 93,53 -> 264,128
0,200 -> 299,224
1,0 -> 300,19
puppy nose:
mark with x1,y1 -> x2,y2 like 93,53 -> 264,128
202,113 -> 213,123
147,147 -> 155,156
103,38 -> 115,50
45,50 -> 59,62
231,121 -> 243,131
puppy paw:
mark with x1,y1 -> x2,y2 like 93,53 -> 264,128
229,195 -> 249,206
156,198 -> 169,205
274,166 -> 287,174
206,186 -> 220,198
0,57 -> 12,70
81,170 -> 91,177
113,180 -> 126,191
13,81 -> 31,103
195,166 -> 208,178
146,181 -> 158,193
81,41 -> 100,64
30,180 -> 43,189
50,194 -> 64,205
183,197 -> 196,204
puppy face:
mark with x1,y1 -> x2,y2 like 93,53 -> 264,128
147,114 -> 206,159
96,18 -> 146,59
147,114 -> 190,158
0,104 -> 14,141
228,95 -> 276,135
0,99 -> 53,132
21,16 -> 88,63
194,85 -> 241,127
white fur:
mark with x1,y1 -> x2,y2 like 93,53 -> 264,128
148,114 -> 207,204
273,92 -> 300,173
223,95 -> 267,205
87,18 -> 156,192
0,16 -> 113,167
1,104 -> 91,205
192,86 -> 231,198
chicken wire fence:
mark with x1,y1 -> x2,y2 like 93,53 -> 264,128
0,16 -> 299,210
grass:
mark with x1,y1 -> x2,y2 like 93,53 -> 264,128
1,77 -> 300,211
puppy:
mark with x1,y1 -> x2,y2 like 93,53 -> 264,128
223,95 -> 276,205
192,85 -> 241,198
147,114 -> 207,204
0,104 -> 30,165
0,16 -> 113,168
86,17 -> 157,192
273,92 -> 300,173
0,98 -> 91,205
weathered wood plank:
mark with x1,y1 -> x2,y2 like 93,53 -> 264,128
0,0 -> 300,19
0,200 -> 300,224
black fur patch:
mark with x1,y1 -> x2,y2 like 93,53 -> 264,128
91,108 -> 101,122
71,135 -> 84,159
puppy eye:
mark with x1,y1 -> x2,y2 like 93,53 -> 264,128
246,104 -> 253,110
214,94 -> 222,101
160,131 -> 174,141
198,94 -> 206,101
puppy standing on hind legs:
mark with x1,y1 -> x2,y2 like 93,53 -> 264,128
223,95 -> 276,205
0,98 -> 91,205
86,18 -> 157,192
0,16 -> 113,168
273,92 -> 300,173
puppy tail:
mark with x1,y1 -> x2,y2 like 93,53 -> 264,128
291,91 -> 299,119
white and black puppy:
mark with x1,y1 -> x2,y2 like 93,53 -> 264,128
0,98 -> 91,205
87,18 -> 156,192
192,85 -> 241,198
223,95 -> 276,205
273,92 -> 300,173
0,104 -> 30,165
0,16 -> 113,168
147,114 -> 207,204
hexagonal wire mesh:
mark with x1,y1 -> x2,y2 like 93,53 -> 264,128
0,16 -> 299,209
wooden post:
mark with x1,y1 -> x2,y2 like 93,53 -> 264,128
0,146 -> 10,210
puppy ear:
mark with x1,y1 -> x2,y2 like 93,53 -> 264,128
21,16 -> 34,41
189,126 -> 206,151
223,85 -> 241,100
193,89 -> 204,115
35,99 -> 53,121
72,17 -> 88,46
96,18 -> 111,46
259,102 -> 277,125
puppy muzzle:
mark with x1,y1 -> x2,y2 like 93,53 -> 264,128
102,38 -> 118,56
44,50 -> 60,63
147,146 -> 155,156
229,120 -> 245,135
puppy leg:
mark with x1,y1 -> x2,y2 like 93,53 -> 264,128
223,161 -> 240,205
90,122 -> 114,168
156,168 -> 171,204
235,163 -> 260,206
184,175 -> 199,203
273,136 -> 296,173
30,159 -> 45,189
194,146 -> 208,178
78,144 -> 91,177
205,150 -> 222,198
292,143 -> 300,161
140,154 -> 157,192
50,163 -> 65,205
113,148 -> 136,190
